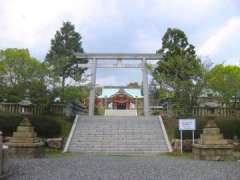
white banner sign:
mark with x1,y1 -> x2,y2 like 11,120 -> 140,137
179,119 -> 196,130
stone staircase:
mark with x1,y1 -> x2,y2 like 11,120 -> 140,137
105,109 -> 137,116
64,116 -> 172,155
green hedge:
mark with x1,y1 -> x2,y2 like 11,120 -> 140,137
0,113 -> 22,136
32,116 -> 61,138
163,116 -> 240,140
0,113 -> 71,138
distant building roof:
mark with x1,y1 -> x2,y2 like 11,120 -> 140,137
98,88 -> 143,98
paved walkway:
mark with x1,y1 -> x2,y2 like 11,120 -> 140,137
9,154 -> 240,180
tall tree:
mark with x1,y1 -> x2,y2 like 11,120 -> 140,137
154,28 -> 204,116
45,21 -> 87,102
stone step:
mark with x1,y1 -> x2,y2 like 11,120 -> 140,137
68,149 -> 167,154
69,146 -> 168,150
75,131 -> 163,133
78,116 -> 158,121
105,109 -> 137,116
70,146 -> 167,150
72,134 -> 163,140
66,116 -> 169,154
72,142 -> 165,145
70,143 -> 166,146
76,124 -> 160,127
69,149 -> 168,153
72,138 -> 165,141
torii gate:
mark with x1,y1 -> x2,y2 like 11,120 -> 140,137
75,53 -> 161,116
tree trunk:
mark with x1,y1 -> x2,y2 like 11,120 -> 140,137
61,76 -> 65,103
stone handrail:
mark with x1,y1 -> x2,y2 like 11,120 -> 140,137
158,116 -> 173,152
63,114 -> 79,152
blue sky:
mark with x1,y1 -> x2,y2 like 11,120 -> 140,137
1,0 -> 240,86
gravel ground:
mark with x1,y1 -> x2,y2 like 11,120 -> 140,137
8,154 -> 240,180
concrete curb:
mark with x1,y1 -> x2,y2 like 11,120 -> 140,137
158,116 -> 173,152
63,115 -> 79,153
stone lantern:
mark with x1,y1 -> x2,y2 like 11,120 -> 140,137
7,89 -> 44,158
19,89 -> 32,113
192,116 -> 234,161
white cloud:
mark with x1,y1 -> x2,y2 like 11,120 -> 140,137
150,0 -> 231,23
198,17 -> 240,56
96,76 -> 119,86
0,0 -> 121,58
131,0 -> 236,54
133,30 -> 162,53
0,0 -> 239,68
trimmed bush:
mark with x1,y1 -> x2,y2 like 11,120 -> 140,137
0,113 -> 22,136
0,113 -> 70,138
32,116 -> 61,138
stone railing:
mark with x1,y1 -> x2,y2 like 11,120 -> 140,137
0,103 -> 65,115
192,107 -> 240,117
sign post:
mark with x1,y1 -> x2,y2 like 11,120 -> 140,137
192,130 -> 195,145
180,130 -> 183,153
179,118 -> 196,153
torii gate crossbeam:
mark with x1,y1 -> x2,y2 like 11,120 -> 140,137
75,53 -> 161,116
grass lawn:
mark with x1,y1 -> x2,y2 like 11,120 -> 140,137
162,152 -> 193,159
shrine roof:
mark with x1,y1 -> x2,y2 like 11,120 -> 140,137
98,88 -> 143,98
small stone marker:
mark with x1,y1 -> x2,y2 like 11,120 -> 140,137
0,131 -> 9,177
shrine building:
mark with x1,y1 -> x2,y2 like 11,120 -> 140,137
96,87 -> 143,110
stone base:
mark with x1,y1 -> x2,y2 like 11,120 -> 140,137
46,138 -> 63,149
0,147 -> 9,178
172,139 -> 200,152
193,144 -> 234,161
7,143 -> 44,158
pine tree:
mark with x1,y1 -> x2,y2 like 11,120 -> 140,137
45,21 -> 87,102
154,28 -> 204,115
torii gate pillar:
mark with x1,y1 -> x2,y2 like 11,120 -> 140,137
142,58 -> 150,116
89,58 -> 97,116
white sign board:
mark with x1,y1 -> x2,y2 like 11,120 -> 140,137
179,119 -> 196,130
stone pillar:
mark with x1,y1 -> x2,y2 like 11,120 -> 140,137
142,58 -> 150,116
135,97 -> 138,110
104,97 -> 107,110
89,58 -> 97,116
0,131 -> 2,176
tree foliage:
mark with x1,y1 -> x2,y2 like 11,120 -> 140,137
127,82 -> 140,88
154,28 -> 204,115
0,22 -> 89,105
45,21 -> 87,102
0,49 -> 49,103
63,86 -> 89,103
206,64 -> 240,104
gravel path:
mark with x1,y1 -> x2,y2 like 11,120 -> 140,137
9,154 -> 240,180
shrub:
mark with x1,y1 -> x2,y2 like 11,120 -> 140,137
0,113 -> 22,136
163,116 -> 240,140
0,113 -> 68,138
32,116 -> 62,138
214,118 -> 240,139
